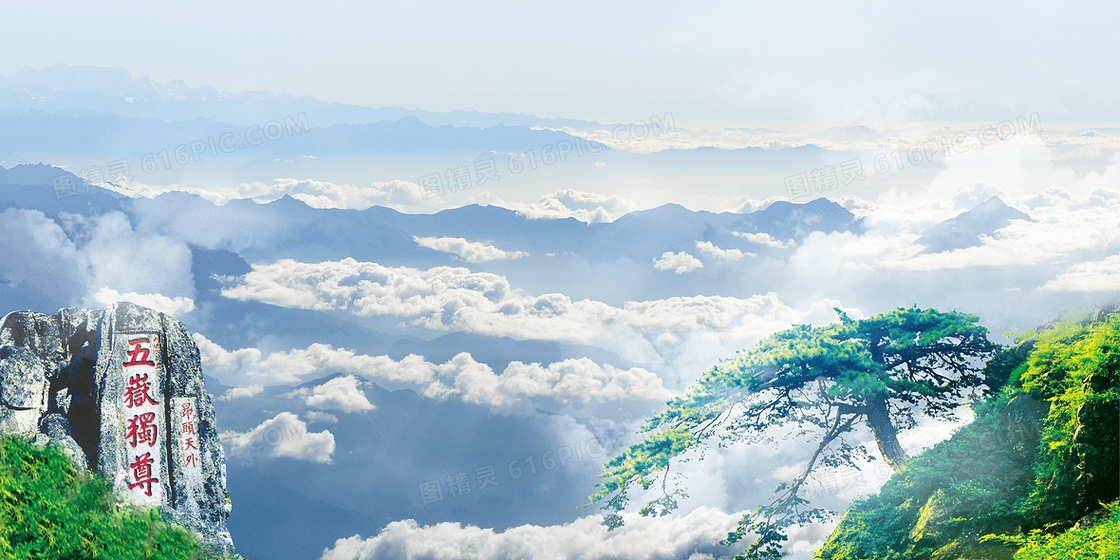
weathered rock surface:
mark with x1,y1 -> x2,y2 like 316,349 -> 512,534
0,303 -> 233,551
0,346 -> 49,434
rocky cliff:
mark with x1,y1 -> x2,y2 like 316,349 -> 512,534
0,302 -> 233,551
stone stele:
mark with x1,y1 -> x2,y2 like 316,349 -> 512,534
0,302 -> 233,552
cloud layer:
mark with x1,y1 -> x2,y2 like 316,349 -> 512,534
0,208 -> 195,312
195,335 -> 672,415
495,189 -> 636,223
1041,252 -> 1120,292
414,236 -> 528,263
112,177 -> 453,213
217,258 -> 850,368
93,287 -> 195,316
321,506 -> 748,560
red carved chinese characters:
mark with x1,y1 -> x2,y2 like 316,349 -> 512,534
125,373 -> 160,408
118,333 -> 163,502
127,452 -> 159,497
123,337 -> 156,367
126,412 -> 158,448
177,399 -> 202,471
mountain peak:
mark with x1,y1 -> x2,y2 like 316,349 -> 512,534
917,196 -> 1032,253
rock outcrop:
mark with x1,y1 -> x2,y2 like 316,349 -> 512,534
0,303 -> 233,551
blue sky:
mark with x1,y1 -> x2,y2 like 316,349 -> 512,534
3,1 -> 1118,124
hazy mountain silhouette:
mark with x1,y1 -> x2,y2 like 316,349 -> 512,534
0,64 -> 606,130
917,197 -> 1032,253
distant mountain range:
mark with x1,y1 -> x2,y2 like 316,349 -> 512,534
0,64 -> 608,130
0,65 -> 887,202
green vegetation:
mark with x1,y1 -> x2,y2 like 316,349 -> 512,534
588,304 -> 1118,559
0,436 -> 238,560
588,307 -> 999,559
816,307 -> 1119,559
986,502 -> 1120,560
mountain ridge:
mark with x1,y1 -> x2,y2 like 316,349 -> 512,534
0,64 -> 609,131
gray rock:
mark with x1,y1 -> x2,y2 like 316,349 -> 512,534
0,304 -> 234,552
39,413 -> 88,473
54,386 -> 72,415
0,311 -> 67,379
0,346 -> 49,436
0,345 -> 48,409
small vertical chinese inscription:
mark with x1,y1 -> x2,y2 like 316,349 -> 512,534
174,398 -> 202,479
120,335 -> 164,504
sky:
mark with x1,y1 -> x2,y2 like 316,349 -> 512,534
2,1 -> 1119,125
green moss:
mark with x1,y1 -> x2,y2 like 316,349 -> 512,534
1020,312 -> 1120,525
0,436 -> 239,560
985,502 -> 1120,560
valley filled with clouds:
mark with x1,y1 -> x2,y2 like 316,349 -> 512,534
2,5 -> 1118,557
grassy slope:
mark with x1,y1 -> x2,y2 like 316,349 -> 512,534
0,436 -> 240,560
816,309 -> 1119,560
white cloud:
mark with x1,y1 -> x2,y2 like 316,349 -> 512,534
93,287 -> 195,316
291,375 -> 376,413
414,236 -> 528,263
257,345 -> 437,384
1040,252 -> 1120,292
320,506 -> 748,560
199,334 -> 672,415
0,209 -> 196,312
695,241 -> 750,262
654,251 -> 704,274
220,412 -> 335,463
732,231 -> 796,249
873,202 -> 1120,272
219,258 -> 848,369
219,384 -> 263,401
0,208 -> 87,300
496,358 -> 672,406
304,411 -> 339,424
922,134 -> 1073,202
556,121 -> 1092,156
193,333 -> 263,369
732,196 -> 784,214
284,178 -> 449,212
70,212 -> 196,303
782,176 -> 1120,278
108,177 -> 451,213
497,189 -> 636,223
